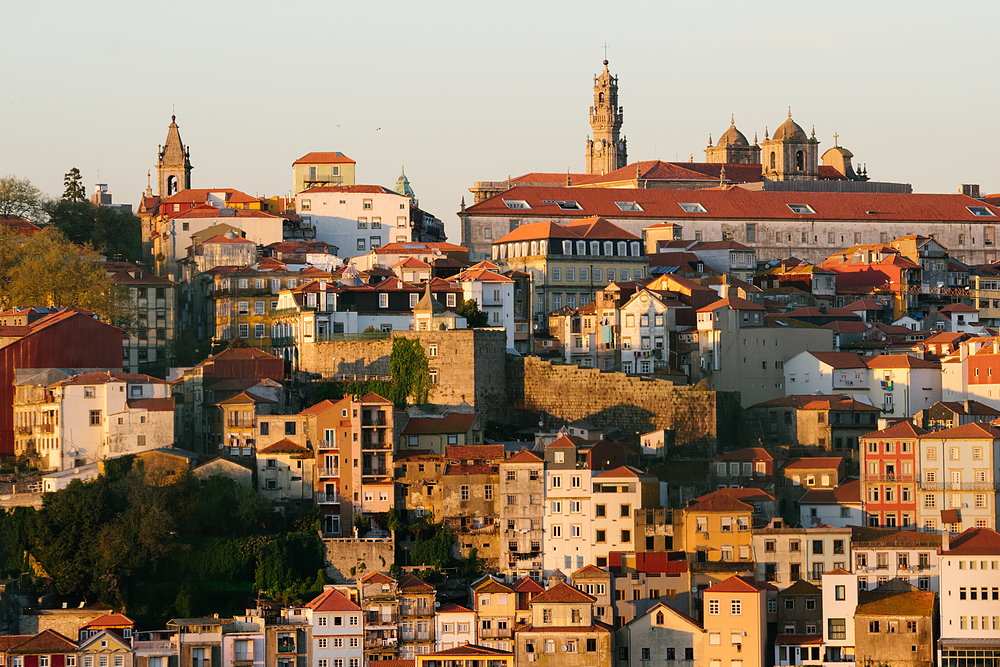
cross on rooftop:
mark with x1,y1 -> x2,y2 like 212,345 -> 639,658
602,42 -> 609,61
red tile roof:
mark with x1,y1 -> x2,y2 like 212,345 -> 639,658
799,478 -> 862,505
594,465 -> 646,479
512,576 -> 545,593
174,204 -> 282,220
127,397 -> 176,412
531,582 -> 595,603
775,635 -> 825,645
918,422 -> 1000,440
861,421 -> 927,440
823,321 -> 871,334
506,449 -> 544,463
445,463 -> 495,476
712,447 -> 784,462
398,575 -> 434,592
257,439 -> 310,455
361,572 -> 396,585
944,527 -> 1000,555
706,576 -> 762,594
756,395 -> 879,412
808,351 -> 869,369
8,630 -> 78,654
293,152 -> 356,165
0,636 -> 33,652
305,587 -> 362,612
358,392 -> 393,405
865,355 -> 940,369
436,602 -> 473,613
856,589 -> 935,617
402,413 -> 479,436
697,297 -> 765,313
782,457 -> 843,471
0,216 -> 41,236
217,390 -> 276,405
687,491 -> 754,512
301,185 -> 404,196
80,613 -> 134,629
939,303 -> 979,314
562,216 -> 641,241
473,577 -> 512,594
546,434 -> 589,449
445,444 -> 502,461
426,645 -> 512,658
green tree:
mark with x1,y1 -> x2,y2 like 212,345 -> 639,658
62,168 -> 86,202
389,337 -> 430,405
456,299 -> 489,327
0,175 -> 46,223
0,227 -> 137,331
46,199 -> 143,262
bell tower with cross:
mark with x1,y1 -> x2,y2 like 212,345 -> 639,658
586,44 -> 626,175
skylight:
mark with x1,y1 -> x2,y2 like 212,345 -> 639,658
679,203 -> 707,213
542,200 -> 583,211
787,204 -> 817,215
968,206 -> 996,217
503,200 -> 531,210
615,201 -> 644,212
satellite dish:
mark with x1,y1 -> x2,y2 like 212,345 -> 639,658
538,421 -> 544,427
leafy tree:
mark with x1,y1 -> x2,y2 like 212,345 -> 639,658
0,226 -> 137,331
45,199 -> 143,262
0,175 -> 47,223
411,524 -> 454,570
62,168 -> 86,202
389,337 -> 430,405
456,298 -> 489,327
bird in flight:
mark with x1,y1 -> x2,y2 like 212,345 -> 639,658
376,127 -> 381,131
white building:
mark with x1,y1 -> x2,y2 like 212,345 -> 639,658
863,355 -> 941,417
165,205 -> 284,278
449,263 -> 516,348
616,286 -> 678,375
797,480 -> 863,529
851,529 -> 941,592
938,528 -> 1000,664
917,424 -> 1000,533
41,462 -> 100,492
303,586 -> 365,667
783,351 -> 869,398
42,371 -> 174,470
752,525 -> 853,586
222,631 -> 264,667
434,603 -> 476,651
296,185 -> 413,259
821,568 -> 857,665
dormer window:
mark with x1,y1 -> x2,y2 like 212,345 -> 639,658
542,200 -> 582,211
503,200 -> 531,210
563,240 -> 573,255
968,206 -> 995,217
679,203 -> 707,213
616,201 -> 644,212
787,204 -> 816,215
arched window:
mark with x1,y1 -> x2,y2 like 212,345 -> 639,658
656,611 -> 664,625
796,151 -> 804,171
530,241 -> 538,256
167,175 -> 178,196
769,152 -> 776,170
599,92 -> 605,104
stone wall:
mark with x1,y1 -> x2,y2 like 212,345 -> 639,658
514,357 -> 741,457
20,607 -> 114,635
299,339 -> 394,379
323,537 -> 395,583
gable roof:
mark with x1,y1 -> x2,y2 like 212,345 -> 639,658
398,575 -> 435,592
513,576 -> 545,593
8,630 -> 78,654
593,465 -> 645,479
782,457 -> 843,471
305,587 -> 362,612
686,490 -> 755,513
944,527 -> 1000,555
855,589 -> 935,617
705,576 -> 762,594
80,613 -> 134,628
360,572 -> 396,585
865,355 -> 940,369
807,351 -> 868,369
779,580 -> 821,596
918,422 -> 1000,440
257,439 -> 311,455
506,449 -> 544,464
436,602 -> 473,614
530,581 -> 595,604
473,577 -> 512,594
697,297 -> 765,313
799,478 -> 862,505
425,645 -> 512,658
861,421 -> 928,440
712,447 -> 784,462
293,152 -> 356,165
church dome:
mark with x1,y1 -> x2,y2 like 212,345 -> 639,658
339,263 -> 364,287
771,115 -> 808,142
717,120 -> 749,147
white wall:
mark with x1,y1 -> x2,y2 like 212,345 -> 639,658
296,190 -> 412,260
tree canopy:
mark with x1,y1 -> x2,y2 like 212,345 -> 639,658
0,226 -> 136,330
62,168 -> 86,202
7,457 -> 327,625
0,174 -> 46,223
457,298 -> 489,327
45,198 -> 143,262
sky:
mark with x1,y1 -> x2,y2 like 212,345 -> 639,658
2,1 -> 999,243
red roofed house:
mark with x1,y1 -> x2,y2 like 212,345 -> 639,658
490,217 -> 647,326
926,302 -> 985,335
697,296 -> 833,407
292,152 -> 357,194
7,630 -> 80,667
702,577 -> 767,667
615,602 -> 704,667
682,491 -> 757,567
710,447 -> 787,490
357,573 -> 400,661
514,581 -> 612,667
543,437 -> 654,575
256,438 -> 315,505
417,644 -> 513,667
294,185 -> 415,258
434,602 -> 476,651
917,424 -> 1000,533
448,265 -> 515,348
398,576 -> 437,658
939,527 -> 1000,661
302,586 -> 364,667
860,421 -> 927,529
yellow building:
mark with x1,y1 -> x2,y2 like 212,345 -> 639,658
293,152 -> 357,195
703,576 -> 768,667
492,217 -> 648,325
217,390 -> 276,459
400,412 -> 482,453
514,581 -> 613,667
416,644 -> 514,667
682,490 -> 756,564
472,575 -> 516,651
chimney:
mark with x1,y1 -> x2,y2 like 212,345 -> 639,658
965,399 -> 973,415
941,529 -> 950,553
961,184 -> 981,198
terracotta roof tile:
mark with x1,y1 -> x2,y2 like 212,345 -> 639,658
944,527 -> 1000,555
506,449 -> 544,463
861,421 -> 927,440
293,152 -> 356,165
856,589 -> 935,617
425,645 -> 512,658
436,603 -> 473,613
712,447 -> 784,462
305,587 -> 362,612
8,630 -> 78,654
918,423 -> 1000,440
257,439 -> 310,455
782,457 -> 844,471
530,582 -> 595,603
799,478 -> 862,505
705,575 -> 762,594
512,576 -> 545,593
697,297 -> 765,313
80,613 -> 135,629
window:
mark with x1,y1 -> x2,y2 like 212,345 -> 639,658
90,410 -> 101,426
461,486 -> 469,500
708,599 -> 720,615
731,599 -> 741,615
679,202 -> 707,213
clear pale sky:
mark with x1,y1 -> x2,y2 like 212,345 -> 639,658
2,1 -> 997,243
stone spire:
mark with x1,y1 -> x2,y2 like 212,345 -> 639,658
395,166 -> 415,198
157,114 -> 192,197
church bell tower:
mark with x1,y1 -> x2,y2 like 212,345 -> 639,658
157,115 -> 192,198
586,60 -> 626,175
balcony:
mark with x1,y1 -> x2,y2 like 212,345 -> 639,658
317,466 -> 340,478
227,419 -> 256,429
919,481 -> 1000,491
864,474 -> 916,483
479,627 -> 513,639
363,467 -> 389,477
133,640 -> 178,653
399,630 -> 435,641
318,440 -> 338,450
36,424 -> 54,434
364,637 -> 397,649
316,492 -> 341,504
362,437 -> 391,451
366,612 -> 398,625
277,637 -> 296,653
